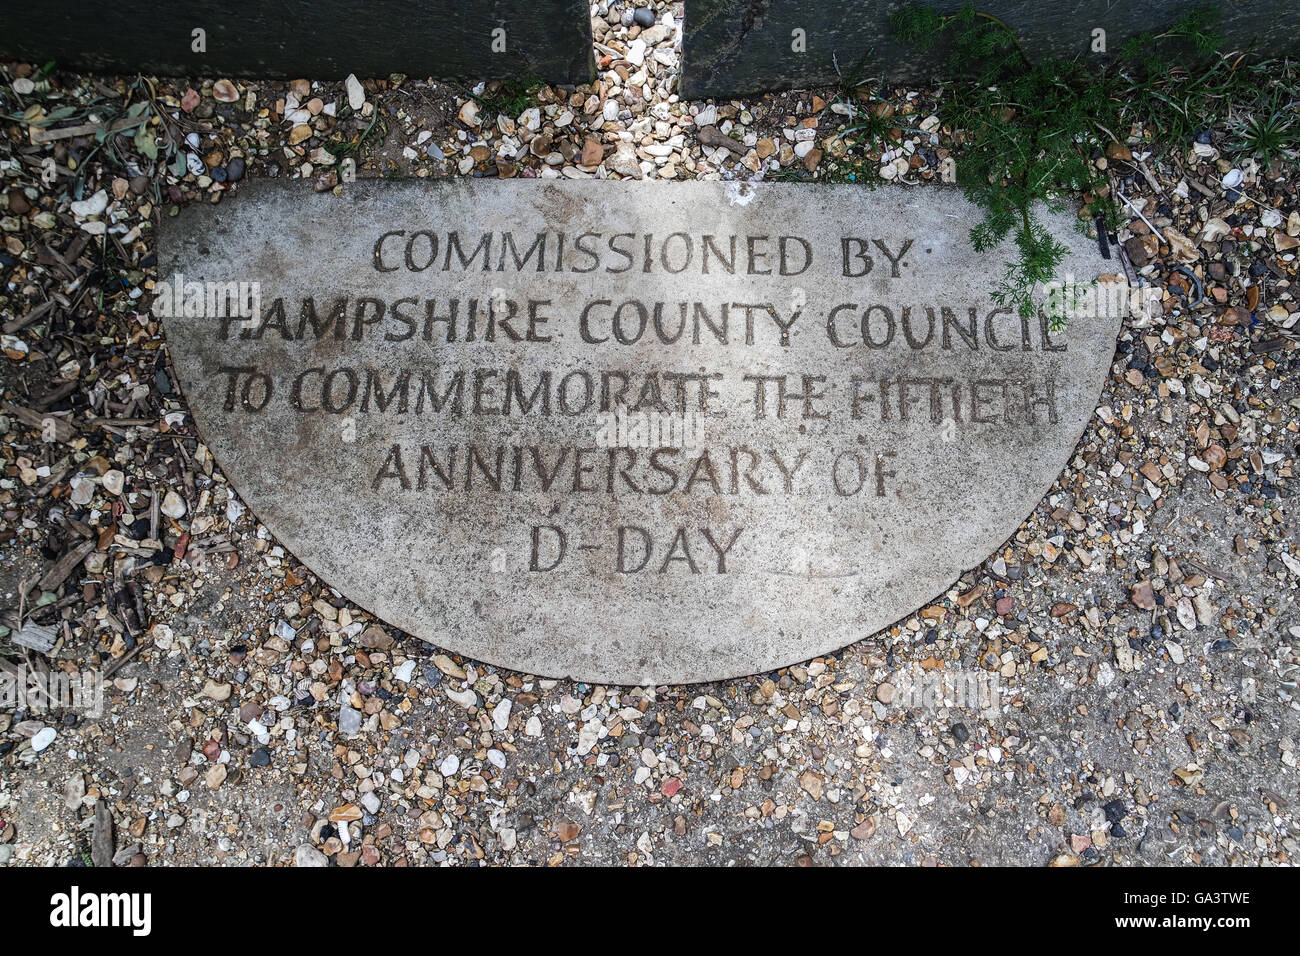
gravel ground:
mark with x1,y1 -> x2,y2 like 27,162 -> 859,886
1,2 -> 1297,866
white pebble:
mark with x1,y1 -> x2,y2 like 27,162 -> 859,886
70,190 -> 109,218
161,489 -> 187,518
344,73 -> 365,111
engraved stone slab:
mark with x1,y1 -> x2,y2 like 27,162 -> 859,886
160,180 -> 1118,684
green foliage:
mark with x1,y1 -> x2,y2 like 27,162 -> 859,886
1113,10 -> 1253,147
886,3 -> 1282,321
1228,89 -> 1299,165
328,107 -> 386,160
889,3 -> 1114,317
459,77 -> 543,123
1117,6 -> 1224,68
831,53 -> 923,155
890,6 -> 949,50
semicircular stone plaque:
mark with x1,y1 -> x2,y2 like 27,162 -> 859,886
160,180 -> 1118,684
